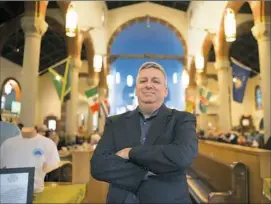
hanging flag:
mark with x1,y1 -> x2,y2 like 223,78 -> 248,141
85,87 -> 99,113
198,87 -> 212,113
100,98 -> 110,117
231,57 -> 251,103
48,58 -> 71,104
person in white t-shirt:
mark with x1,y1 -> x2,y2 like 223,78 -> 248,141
0,127 -> 60,193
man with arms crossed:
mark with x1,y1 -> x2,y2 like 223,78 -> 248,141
91,62 -> 198,203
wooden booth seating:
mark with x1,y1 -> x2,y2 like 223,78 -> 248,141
196,140 -> 271,203
71,150 -> 109,204
187,154 -> 249,203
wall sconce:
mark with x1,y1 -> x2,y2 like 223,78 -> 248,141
224,8 -> 236,42
66,3 -> 78,37
173,72 -> 178,84
93,55 -> 103,72
195,54 -> 204,72
4,83 -> 13,95
127,75 -> 133,87
115,72 -> 121,84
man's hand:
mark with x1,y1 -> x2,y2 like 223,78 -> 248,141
116,148 -> 132,159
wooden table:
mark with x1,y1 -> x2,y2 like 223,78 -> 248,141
34,182 -> 86,203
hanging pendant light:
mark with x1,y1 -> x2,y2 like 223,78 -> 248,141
66,3 -> 78,37
93,55 -> 103,72
195,54 -> 204,72
224,8 -> 236,42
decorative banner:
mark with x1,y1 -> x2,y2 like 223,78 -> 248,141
100,99 -> 110,117
185,88 -> 195,114
85,87 -> 99,113
198,87 -> 212,113
185,100 -> 195,114
48,58 -> 71,104
231,57 -> 251,103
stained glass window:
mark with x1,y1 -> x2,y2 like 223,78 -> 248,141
255,85 -> 262,110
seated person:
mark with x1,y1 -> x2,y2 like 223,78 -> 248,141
36,124 -> 48,136
49,131 -> 60,146
246,131 -> 264,148
0,126 -> 60,193
0,113 -> 20,146
17,123 -> 24,130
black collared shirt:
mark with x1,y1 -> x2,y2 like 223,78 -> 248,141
137,107 -> 160,145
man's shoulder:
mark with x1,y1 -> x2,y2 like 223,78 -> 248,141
0,121 -> 20,134
107,110 -> 133,123
172,109 -> 196,121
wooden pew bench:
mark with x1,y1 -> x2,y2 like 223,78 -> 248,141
187,153 -> 249,203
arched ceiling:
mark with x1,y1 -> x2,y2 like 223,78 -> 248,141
0,1 -> 87,74
106,1 -> 191,12
0,1 -> 258,76
206,3 -> 258,77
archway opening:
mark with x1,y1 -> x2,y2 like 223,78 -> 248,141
0,78 -> 21,122
108,18 -> 185,115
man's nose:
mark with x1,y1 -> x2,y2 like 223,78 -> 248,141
145,82 -> 152,88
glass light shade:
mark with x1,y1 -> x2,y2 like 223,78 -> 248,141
66,4 -> 78,37
182,70 -> 189,88
224,8 -> 236,42
195,54 -> 204,72
93,55 -> 103,72
4,83 -> 12,95
127,75 -> 133,87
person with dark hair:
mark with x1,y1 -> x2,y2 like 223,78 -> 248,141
17,123 -> 24,130
0,112 -> 21,146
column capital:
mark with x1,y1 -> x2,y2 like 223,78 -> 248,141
252,22 -> 271,42
214,58 -> 230,70
70,58 -> 82,70
21,16 -> 48,37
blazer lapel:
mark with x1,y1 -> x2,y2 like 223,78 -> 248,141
125,109 -> 142,146
145,104 -> 173,145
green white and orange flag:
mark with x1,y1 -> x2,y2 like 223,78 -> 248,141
85,87 -> 99,113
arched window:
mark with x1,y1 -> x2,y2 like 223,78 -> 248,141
255,85 -> 262,110
1,96 -> 6,109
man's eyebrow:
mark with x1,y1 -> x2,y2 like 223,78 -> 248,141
152,77 -> 161,80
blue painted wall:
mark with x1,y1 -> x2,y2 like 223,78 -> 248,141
109,22 -> 185,115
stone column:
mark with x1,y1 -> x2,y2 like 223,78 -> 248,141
215,58 -> 232,131
87,108 -> 93,134
252,22 -> 271,142
20,16 -> 48,127
66,58 -> 82,136
196,73 -> 208,130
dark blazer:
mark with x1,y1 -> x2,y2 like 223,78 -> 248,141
91,104 -> 198,203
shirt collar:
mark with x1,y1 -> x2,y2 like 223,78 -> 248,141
136,105 -> 161,120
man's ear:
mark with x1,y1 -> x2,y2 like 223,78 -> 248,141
164,87 -> 168,97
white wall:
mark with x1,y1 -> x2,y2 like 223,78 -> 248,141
0,57 -> 22,86
107,2 -> 188,49
197,64 -> 263,131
